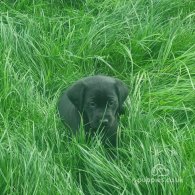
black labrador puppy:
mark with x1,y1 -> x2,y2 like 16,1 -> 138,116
58,75 -> 128,146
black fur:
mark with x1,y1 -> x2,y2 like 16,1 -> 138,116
58,75 -> 128,146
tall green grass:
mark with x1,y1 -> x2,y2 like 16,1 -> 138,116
0,0 -> 195,194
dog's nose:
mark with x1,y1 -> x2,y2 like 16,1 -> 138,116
101,119 -> 109,126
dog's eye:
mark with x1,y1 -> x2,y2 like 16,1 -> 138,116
89,102 -> 96,107
108,100 -> 115,106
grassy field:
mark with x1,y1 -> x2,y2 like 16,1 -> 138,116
0,0 -> 195,194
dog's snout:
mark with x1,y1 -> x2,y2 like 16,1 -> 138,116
101,118 -> 109,126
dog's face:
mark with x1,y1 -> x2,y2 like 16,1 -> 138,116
83,83 -> 119,129
67,75 -> 128,132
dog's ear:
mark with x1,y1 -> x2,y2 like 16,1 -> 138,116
66,81 -> 86,112
115,79 -> 128,114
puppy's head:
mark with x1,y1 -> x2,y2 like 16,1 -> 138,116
67,75 -> 128,130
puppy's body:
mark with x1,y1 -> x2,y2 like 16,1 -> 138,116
58,75 -> 128,146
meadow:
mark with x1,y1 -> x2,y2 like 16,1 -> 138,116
0,0 -> 195,194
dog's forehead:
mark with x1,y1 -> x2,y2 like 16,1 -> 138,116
86,84 -> 116,96
83,76 -> 117,98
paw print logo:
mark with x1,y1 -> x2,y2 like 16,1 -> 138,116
151,164 -> 169,177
